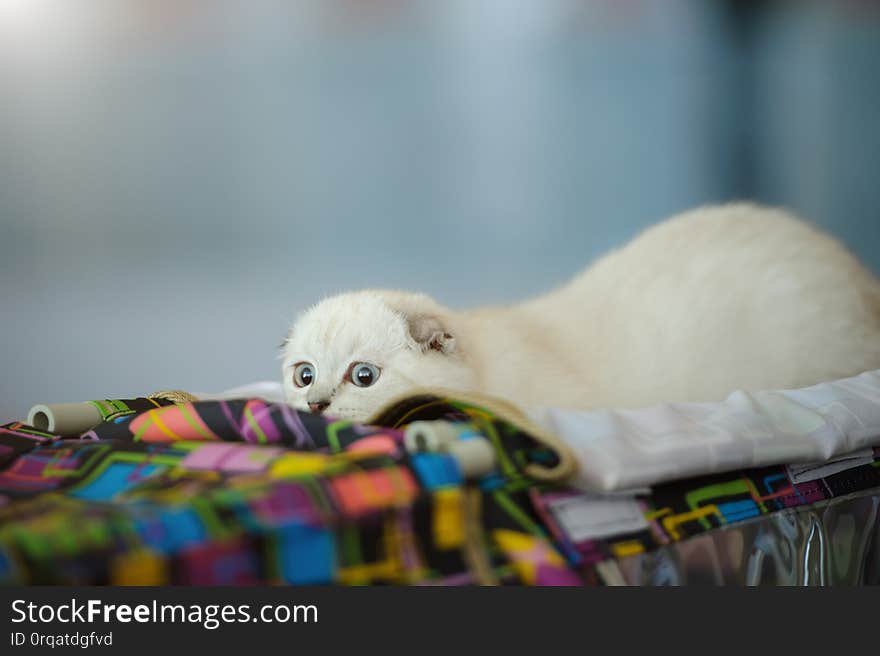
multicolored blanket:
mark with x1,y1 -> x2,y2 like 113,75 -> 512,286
1,396 -> 879,585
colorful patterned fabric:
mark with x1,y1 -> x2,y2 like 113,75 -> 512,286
0,396 -> 878,585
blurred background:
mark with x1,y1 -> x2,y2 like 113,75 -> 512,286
1,0 -> 879,419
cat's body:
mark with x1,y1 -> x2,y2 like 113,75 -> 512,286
282,203 -> 880,421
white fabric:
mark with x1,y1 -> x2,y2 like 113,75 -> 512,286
197,381 -> 287,404
544,493 -> 649,541
786,448 -> 876,484
528,369 -> 880,492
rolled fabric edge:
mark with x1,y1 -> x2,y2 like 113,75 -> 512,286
27,402 -> 103,435
446,437 -> 496,479
403,421 -> 460,453
403,421 -> 497,479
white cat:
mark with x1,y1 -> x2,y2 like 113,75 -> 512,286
281,203 -> 880,422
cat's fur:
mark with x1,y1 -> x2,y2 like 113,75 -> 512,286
281,203 -> 880,421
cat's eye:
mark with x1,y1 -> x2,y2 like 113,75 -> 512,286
348,362 -> 380,388
292,362 -> 315,387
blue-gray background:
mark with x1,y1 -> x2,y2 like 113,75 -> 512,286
1,0 -> 879,420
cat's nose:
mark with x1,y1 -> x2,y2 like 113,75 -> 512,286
308,400 -> 331,414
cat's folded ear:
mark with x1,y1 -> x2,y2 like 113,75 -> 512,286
407,315 -> 456,355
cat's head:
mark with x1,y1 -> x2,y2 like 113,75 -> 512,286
280,290 -> 475,422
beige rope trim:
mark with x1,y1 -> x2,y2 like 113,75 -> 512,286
594,559 -> 628,586
148,390 -> 200,404
368,386 -> 579,484
462,488 -> 498,586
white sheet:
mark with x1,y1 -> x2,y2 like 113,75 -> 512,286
528,369 -> 880,492
196,381 -> 287,404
